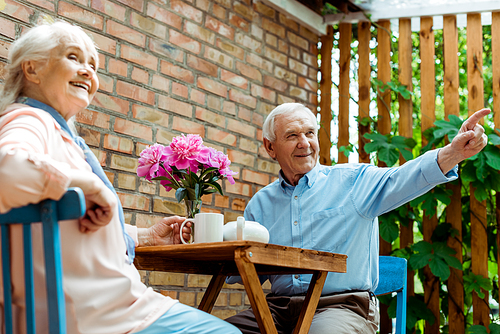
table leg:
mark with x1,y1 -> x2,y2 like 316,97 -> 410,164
235,250 -> 278,334
198,268 -> 226,313
292,271 -> 328,334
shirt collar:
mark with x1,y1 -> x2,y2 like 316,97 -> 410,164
278,163 -> 320,191
16,97 -> 75,140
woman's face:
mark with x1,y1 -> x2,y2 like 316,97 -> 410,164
30,40 -> 99,120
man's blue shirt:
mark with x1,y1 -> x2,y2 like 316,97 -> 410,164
229,150 -> 457,296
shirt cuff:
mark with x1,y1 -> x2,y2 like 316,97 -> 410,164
125,224 -> 139,247
420,149 -> 459,184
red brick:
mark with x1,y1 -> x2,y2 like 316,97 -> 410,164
147,3 -> 182,29
72,0 -> 86,6
87,30 -> 116,55
190,89 -> 206,105
4,0 -> 34,23
172,82 -> 189,98
223,101 -> 236,115
251,84 -> 276,103
309,93 -> 318,106
289,58 -> 308,76
214,0 -> 231,8
298,76 -> 318,92
158,96 -> 193,117
253,1 -> 275,17
116,81 -> 155,105
212,3 -> 226,20
227,118 -> 255,137
204,47 -> 234,69
300,26 -> 319,42
229,89 -> 257,108
169,30 -> 201,54
26,0 -> 54,11
107,20 -> 145,47
104,134 -> 134,154
91,0 -> 126,21
231,198 -> 246,211
207,95 -> 221,111
216,39 -> 244,60
264,47 -> 287,66
160,60 -> 195,83
170,0 -> 203,23
109,58 -> 128,77
150,39 -> 184,62
151,74 -> 170,93
221,69 -> 248,89
0,16 -> 15,39
251,23 -> 263,40
187,55 -> 218,77
279,40 -> 289,54
92,92 -> 129,114
242,169 -> 269,185
184,21 -> 215,44
133,104 -> 169,126
278,94 -> 294,104
233,2 -> 254,21
264,75 -> 288,92
238,107 -> 251,122
288,31 -> 309,50
196,107 -> 225,127
215,194 -> 229,208
91,148 -> 107,167
117,192 -> 149,211
303,52 -> 317,67
115,0 -> 143,11
279,13 -> 299,31
246,53 -> 273,73
252,112 -> 264,127
131,12 -> 167,38
262,18 -> 285,39
97,73 -> 113,92
114,118 -> 152,141
206,16 -> 234,40
274,66 -> 297,84
265,34 -> 277,47
76,126 -> 100,147
172,117 -> 205,136
197,77 -> 227,97
290,46 -> 301,59
195,0 -> 210,11
308,67 -> 318,80
131,67 -> 149,84
289,86 -> 308,101
58,2 -> 104,29
121,44 -> 158,70
224,180 -> 251,197
76,109 -> 110,129
235,32 -> 261,53
235,62 -> 262,82
207,127 -> 236,146
228,12 -> 249,32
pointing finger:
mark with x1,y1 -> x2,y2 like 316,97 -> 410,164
463,108 -> 490,130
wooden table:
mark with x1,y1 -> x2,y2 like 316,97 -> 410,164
134,241 -> 347,334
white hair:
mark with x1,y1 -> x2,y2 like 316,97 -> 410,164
0,21 -> 98,112
262,103 -> 318,142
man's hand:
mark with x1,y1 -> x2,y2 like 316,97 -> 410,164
137,216 -> 192,247
437,108 -> 490,174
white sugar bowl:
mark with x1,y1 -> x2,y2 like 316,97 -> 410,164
223,216 -> 270,243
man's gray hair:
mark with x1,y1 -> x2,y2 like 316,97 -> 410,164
0,21 -> 98,113
262,103 -> 318,142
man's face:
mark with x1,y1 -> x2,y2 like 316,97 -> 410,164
264,109 -> 319,186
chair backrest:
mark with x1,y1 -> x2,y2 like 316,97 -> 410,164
374,256 -> 407,334
0,188 -> 85,334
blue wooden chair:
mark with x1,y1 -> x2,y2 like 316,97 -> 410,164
374,256 -> 407,334
0,188 -> 85,334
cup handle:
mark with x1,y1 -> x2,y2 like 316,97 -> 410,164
180,218 -> 195,244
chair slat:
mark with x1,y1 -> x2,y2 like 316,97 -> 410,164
1,224 -> 13,334
23,223 -> 36,334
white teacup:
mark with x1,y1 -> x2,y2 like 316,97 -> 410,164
180,213 -> 224,244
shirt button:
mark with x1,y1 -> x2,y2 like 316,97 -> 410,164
293,221 -> 298,226
294,275 -> 299,279
294,196 -> 298,200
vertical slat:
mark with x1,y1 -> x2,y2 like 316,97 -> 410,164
420,16 -> 440,334
376,19 -> 392,334
319,25 -> 333,166
41,200 -> 66,334
338,22 -> 352,164
443,14 -> 465,334
467,13 -> 489,328
398,17 -> 415,299
493,10 -> 500,312
358,21 -> 371,164
23,224 -> 36,334
1,225 -> 13,334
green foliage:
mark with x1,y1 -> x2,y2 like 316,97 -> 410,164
467,324 -> 500,334
464,272 -> 493,299
409,241 -> 462,281
363,132 -> 416,166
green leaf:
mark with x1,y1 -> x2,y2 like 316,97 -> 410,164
205,180 -> 224,196
409,241 -> 461,280
379,216 -> 399,243
471,181 -> 488,202
433,115 -> 463,141
484,146 -> 500,170
472,152 -> 488,182
407,296 -> 435,328
488,133 -> 500,145
378,146 -> 400,166
467,325 -> 489,334
489,324 -> 500,334
363,133 -> 389,153
194,183 -> 200,199
464,272 -> 492,299
175,188 -> 187,203
409,241 -> 433,270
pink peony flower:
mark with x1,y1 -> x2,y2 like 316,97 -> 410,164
207,148 -> 237,184
164,134 -> 211,172
137,143 -> 168,181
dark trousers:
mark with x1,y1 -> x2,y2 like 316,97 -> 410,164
225,291 -> 379,334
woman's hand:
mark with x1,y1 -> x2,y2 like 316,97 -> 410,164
137,216 -> 192,247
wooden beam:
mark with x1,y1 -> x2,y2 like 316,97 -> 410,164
493,10 -> 500,313
319,25 -> 334,166
357,21 -> 371,164
338,22 -> 352,164
467,12 -> 489,328
443,15 -> 465,334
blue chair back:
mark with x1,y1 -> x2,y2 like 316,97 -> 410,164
374,256 -> 407,334
0,188 -> 85,334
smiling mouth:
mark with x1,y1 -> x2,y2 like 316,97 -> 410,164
70,82 -> 90,92
295,153 -> 312,158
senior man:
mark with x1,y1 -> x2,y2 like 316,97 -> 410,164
226,103 -> 489,334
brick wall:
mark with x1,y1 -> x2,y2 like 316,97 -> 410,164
0,0 -> 319,319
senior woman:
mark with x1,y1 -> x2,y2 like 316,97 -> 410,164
0,21 -> 241,334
